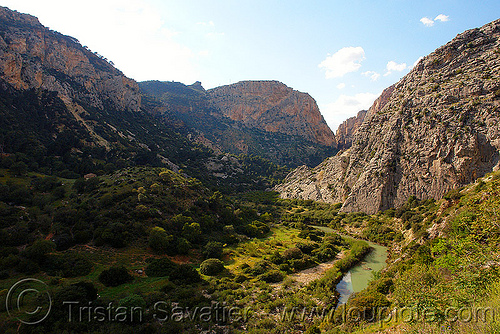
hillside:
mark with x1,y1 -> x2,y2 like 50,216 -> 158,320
140,80 -> 337,167
276,19 -> 500,214
0,6 -> 288,192
208,80 -> 335,147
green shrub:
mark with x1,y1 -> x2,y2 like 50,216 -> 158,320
149,227 -> 176,255
169,264 -> 201,284
296,242 -> 318,254
258,270 -> 284,283
98,266 -> 133,287
444,188 -> 464,201
24,239 -> 55,263
202,241 -> 223,259
16,258 -> 40,274
252,260 -> 273,275
234,274 -> 248,283
283,247 -> 303,260
146,258 -> 177,277
44,253 -> 93,277
200,258 -> 225,276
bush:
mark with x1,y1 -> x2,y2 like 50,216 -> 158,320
202,241 -> 223,259
258,270 -> 284,283
283,247 -> 303,260
16,258 -> 40,274
296,242 -> 318,254
146,258 -> 177,277
98,266 -> 133,287
169,264 -> 201,284
323,233 -> 344,247
25,239 -> 55,263
72,281 -> 98,301
348,291 -> 390,322
200,258 -> 225,276
252,260 -> 272,275
444,188 -> 464,201
44,253 -> 93,277
234,274 -> 248,283
149,227 -> 176,255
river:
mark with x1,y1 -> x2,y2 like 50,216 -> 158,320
314,226 -> 388,305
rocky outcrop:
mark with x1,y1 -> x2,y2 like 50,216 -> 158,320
276,18 -> 500,214
0,6 -> 140,114
208,81 -> 336,146
141,80 -> 337,167
335,110 -> 367,149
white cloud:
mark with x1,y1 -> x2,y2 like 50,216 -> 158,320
336,83 -> 346,89
421,14 -> 449,27
435,14 -> 449,22
320,92 -> 379,131
386,61 -> 407,72
319,46 -> 365,78
196,20 -> 224,39
197,21 -> 215,27
361,71 -> 380,81
420,17 -> 434,27
384,61 -> 407,76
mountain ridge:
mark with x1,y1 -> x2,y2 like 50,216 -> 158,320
276,18 -> 500,214
139,79 -> 337,167
208,80 -> 336,147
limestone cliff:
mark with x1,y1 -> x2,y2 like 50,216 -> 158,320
141,80 -> 337,167
276,19 -> 500,214
335,110 -> 367,149
0,6 -> 140,115
208,81 -> 336,147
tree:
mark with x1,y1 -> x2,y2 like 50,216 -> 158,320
169,264 -> 201,284
149,227 -> 176,255
10,161 -> 28,176
98,266 -> 133,287
182,222 -> 202,243
25,239 -> 55,263
146,258 -> 177,277
202,241 -> 223,259
200,258 -> 225,276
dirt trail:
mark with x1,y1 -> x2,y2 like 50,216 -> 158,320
288,251 -> 345,285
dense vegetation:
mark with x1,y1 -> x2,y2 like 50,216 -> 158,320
2,158 -> 500,333
0,78 -> 287,195
0,161 -> 373,333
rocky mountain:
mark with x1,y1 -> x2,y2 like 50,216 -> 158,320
276,18 -> 500,214
0,7 -> 338,171
0,7 -> 140,113
140,80 -> 337,167
335,109 -> 367,149
0,6 -> 186,173
208,80 -> 335,146
0,6 -> 286,191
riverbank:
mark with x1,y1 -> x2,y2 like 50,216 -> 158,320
314,225 -> 389,303
287,250 -> 345,285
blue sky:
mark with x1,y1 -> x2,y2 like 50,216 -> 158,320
3,0 -> 500,130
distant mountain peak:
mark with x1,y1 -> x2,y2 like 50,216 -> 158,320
208,80 -> 336,146
189,81 -> 205,91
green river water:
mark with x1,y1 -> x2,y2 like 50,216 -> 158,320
314,226 -> 388,304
